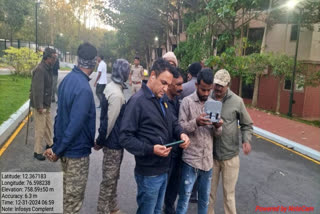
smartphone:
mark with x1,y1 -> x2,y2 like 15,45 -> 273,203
164,140 -> 185,147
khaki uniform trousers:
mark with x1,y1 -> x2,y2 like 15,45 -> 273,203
131,83 -> 141,94
33,109 -> 53,154
208,155 -> 240,214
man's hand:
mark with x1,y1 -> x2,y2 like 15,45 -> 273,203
196,113 -> 212,126
242,142 -> 251,155
179,133 -> 190,149
153,145 -> 172,157
213,119 -> 224,129
43,148 -> 59,162
129,81 -> 132,86
94,82 -> 97,87
37,108 -> 44,113
94,142 -> 102,151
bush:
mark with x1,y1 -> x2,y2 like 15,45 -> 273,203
2,47 -> 42,77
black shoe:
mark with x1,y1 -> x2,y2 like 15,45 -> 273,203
45,144 -> 53,150
51,99 -> 56,103
34,153 -> 46,161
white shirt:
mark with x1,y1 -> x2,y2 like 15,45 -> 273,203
97,60 -> 107,84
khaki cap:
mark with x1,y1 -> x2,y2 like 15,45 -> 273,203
214,69 -> 231,87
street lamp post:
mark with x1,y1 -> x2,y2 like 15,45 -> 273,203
287,0 -> 303,117
154,36 -> 159,59
35,0 -> 40,52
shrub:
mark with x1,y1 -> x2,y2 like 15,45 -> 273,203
2,47 -> 42,77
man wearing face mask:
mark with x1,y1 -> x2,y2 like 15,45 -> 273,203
95,59 -> 131,214
119,58 -> 190,214
208,69 -> 253,214
44,42 -> 97,214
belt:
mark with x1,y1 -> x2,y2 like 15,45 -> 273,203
132,81 -> 141,84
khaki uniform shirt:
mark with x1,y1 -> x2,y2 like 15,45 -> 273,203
179,91 -> 222,171
130,65 -> 144,82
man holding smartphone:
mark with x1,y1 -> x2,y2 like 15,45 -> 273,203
119,58 -> 190,214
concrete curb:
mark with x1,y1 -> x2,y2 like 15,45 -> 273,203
0,100 -> 30,147
253,126 -> 320,161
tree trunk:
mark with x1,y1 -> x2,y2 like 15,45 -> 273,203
239,76 -> 243,97
276,77 -> 283,113
252,74 -> 260,106
252,0 -> 272,106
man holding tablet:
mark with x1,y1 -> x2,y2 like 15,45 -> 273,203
176,69 -> 223,214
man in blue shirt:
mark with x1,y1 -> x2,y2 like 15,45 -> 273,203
120,58 -> 190,214
44,42 -> 97,214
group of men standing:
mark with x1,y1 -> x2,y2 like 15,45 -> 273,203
29,42 -> 253,214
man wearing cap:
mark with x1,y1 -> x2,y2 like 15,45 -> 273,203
95,59 -> 130,214
44,42 -> 97,213
129,56 -> 144,94
179,62 -> 202,100
163,51 -> 178,67
208,69 -> 253,214
30,47 -> 56,161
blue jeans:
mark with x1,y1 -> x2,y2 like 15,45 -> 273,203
135,172 -> 168,214
176,162 -> 213,214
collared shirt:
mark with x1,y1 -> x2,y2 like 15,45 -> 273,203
179,91 -> 222,171
146,85 -> 166,116
130,65 -> 144,82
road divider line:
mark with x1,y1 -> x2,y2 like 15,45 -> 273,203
253,133 -> 320,165
0,112 -> 31,157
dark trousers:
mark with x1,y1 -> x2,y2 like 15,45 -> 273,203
164,155 -> 182,214
96,84 -> 106,107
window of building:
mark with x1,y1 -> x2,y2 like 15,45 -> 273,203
283,79 -> 304,91
284,79 -> 292,90
246,28 -> 264,55
290,25 -> 298,41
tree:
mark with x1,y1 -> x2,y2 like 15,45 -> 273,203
96,0 -> 169,69
0,0 -> 33,44
269,54 -> 295,113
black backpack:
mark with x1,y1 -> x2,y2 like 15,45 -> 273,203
96,95 -> 126,150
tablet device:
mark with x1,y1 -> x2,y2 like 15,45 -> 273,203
204,100 -> 222,123
164,140 -> 185,147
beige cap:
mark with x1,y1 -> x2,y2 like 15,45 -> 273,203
163,51 -> 178,67
214,69 -> 231,86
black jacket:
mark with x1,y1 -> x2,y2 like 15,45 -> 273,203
30,60 -> 53,109
165,95 -> 182,158
119,83 -> 183,176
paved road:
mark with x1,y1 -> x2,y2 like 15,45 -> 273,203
0,71 -> 319,214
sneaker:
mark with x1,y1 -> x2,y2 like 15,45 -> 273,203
96,106 -> 101,108
34,153 -> 46,161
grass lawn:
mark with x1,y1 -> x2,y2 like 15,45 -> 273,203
0,75 -> 31,124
